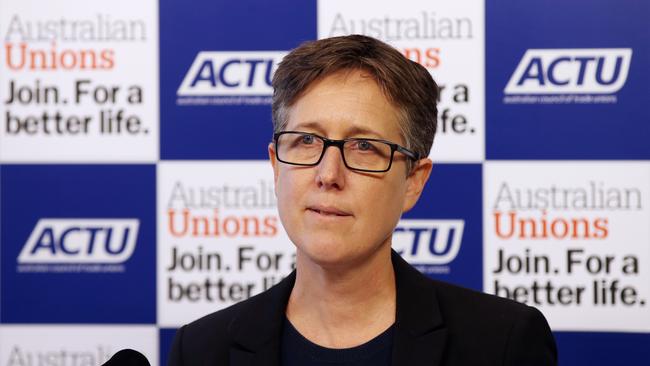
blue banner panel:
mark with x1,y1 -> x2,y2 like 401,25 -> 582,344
159,0 -> 317,160
159,328 -> 178,366
554,332 -> 650,365
486,0 -> 650,159
0,165 -> 156,323
401,163 -> 482,291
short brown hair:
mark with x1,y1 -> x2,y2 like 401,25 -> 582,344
271,34 -> 439,165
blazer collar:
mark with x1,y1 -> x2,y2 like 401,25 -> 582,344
227,250 -> 447,366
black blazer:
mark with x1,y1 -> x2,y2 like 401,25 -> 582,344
168,252 -> 557,366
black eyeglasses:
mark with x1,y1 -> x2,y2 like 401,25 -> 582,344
273,131 -> 419,173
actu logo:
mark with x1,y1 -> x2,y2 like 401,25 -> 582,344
177,51 -> 287,96
392,219 -> 464,265
504,48 -> 632,94
17,219 -> 139,264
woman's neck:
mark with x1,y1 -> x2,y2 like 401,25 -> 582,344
285,245 -> 396,349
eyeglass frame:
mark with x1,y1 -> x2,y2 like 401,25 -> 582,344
273,130 -> 420,173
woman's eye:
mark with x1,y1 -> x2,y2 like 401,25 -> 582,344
301,135 -> 314,144
357,140 -> 372,150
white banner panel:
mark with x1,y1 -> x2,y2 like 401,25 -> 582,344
484,161 -> 650,332
318,0 -> 485,162
0,0 -> 159,162
157,161 -> 295,327
0,325 -> 158,365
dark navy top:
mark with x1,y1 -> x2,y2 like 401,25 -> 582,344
280,317 -> 394,366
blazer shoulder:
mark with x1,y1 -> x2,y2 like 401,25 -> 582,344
167,285 -> 281,366
429,277 -> 545,328
168,271 -> 296,366
181,285 -> 277,342
434,278 -> 533,312
425,278 -> 557,365
394,250 -> 546,335
167,300 -> 246,366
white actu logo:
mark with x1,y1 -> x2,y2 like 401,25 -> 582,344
392,219 -> 464,265
505,48 -> 632,94
177,51 -> 287,96
17,219 -> 139,264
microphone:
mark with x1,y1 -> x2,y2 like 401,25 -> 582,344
102,349 -> 151,366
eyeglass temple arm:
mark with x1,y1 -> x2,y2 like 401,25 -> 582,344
395,145 -> 419,161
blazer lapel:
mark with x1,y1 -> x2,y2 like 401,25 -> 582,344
227,271 -> 296,366
391,251 -> 448,366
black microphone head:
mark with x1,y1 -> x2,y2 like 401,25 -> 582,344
102,349 -> 151,366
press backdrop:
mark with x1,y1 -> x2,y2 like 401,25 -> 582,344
0,0 -> 648,365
